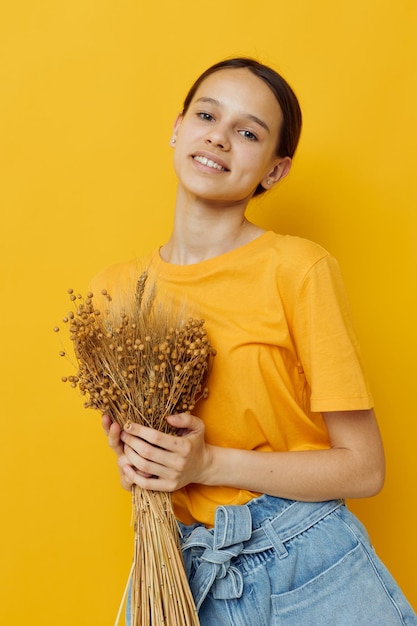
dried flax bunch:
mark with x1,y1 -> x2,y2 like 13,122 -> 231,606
56,272 -> 215,626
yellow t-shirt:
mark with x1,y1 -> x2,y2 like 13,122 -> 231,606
91,231 -> 373,526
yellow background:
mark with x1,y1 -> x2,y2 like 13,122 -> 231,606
1,1 -> 416,623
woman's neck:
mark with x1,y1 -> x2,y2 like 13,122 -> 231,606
160,192 -> 264,265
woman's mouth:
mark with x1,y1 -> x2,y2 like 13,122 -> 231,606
193,155 -> 228,171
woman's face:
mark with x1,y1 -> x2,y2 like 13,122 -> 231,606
172,68 -> 291,205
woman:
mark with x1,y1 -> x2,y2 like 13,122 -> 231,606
96,58 -> 416,624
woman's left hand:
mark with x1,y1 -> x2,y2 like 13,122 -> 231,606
119,413 -> 211,492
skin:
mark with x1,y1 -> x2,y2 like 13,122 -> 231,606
103,68 -> 385,503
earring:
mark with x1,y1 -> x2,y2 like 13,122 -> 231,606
266,178 -> 272,186
170,137 -> 176,146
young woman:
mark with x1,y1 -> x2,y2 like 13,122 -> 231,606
96,58 -> 416,624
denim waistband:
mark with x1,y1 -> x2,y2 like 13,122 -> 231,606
180,496 -> 344,611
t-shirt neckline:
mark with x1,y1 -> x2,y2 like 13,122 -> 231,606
155,230 -> 276,274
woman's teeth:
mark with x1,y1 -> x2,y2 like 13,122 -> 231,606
193,156 -> 226,171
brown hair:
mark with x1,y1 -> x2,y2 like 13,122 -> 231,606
182,57 -> 302,195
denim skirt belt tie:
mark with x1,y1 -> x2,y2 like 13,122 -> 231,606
181,498 -> 344,611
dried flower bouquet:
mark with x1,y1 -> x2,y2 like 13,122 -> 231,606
55,272 -> 215,625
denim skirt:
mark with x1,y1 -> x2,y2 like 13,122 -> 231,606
176,495 -> 417,626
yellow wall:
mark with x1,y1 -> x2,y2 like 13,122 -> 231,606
1,1 -> 416,623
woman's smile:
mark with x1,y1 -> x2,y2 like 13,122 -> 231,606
192,153 -> 229,172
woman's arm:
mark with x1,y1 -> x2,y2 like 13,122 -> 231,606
204,409 -> 385,500
114,408 -> 385,501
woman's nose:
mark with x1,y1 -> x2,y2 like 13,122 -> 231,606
204,126 -> 230,150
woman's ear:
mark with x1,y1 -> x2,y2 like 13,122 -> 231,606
261,156 -> 292,190
170,113 -> 183,146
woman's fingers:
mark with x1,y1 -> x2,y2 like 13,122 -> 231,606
102,415 -> 125,457
101,413 -> 112,435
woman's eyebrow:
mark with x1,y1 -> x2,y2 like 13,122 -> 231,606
194,96 -> 270,133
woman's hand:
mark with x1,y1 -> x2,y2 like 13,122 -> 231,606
117,412 -> 211,493
101,414 -> 154,492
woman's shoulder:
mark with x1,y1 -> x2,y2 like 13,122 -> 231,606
265,231 -> 332,269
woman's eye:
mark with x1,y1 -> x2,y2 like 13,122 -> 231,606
198,112 -> 214,122
239,130 -> 257,141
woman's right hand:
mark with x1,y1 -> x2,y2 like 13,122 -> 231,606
102,414 -> 152,491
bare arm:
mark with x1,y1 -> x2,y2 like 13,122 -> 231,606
116,408 -> 385,501
202,409 -> 385,500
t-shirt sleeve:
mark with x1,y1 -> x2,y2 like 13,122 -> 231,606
293,254 -> 374,412
88,258 -> 149,312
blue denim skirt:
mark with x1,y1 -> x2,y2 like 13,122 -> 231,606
177,495 -> 417,626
